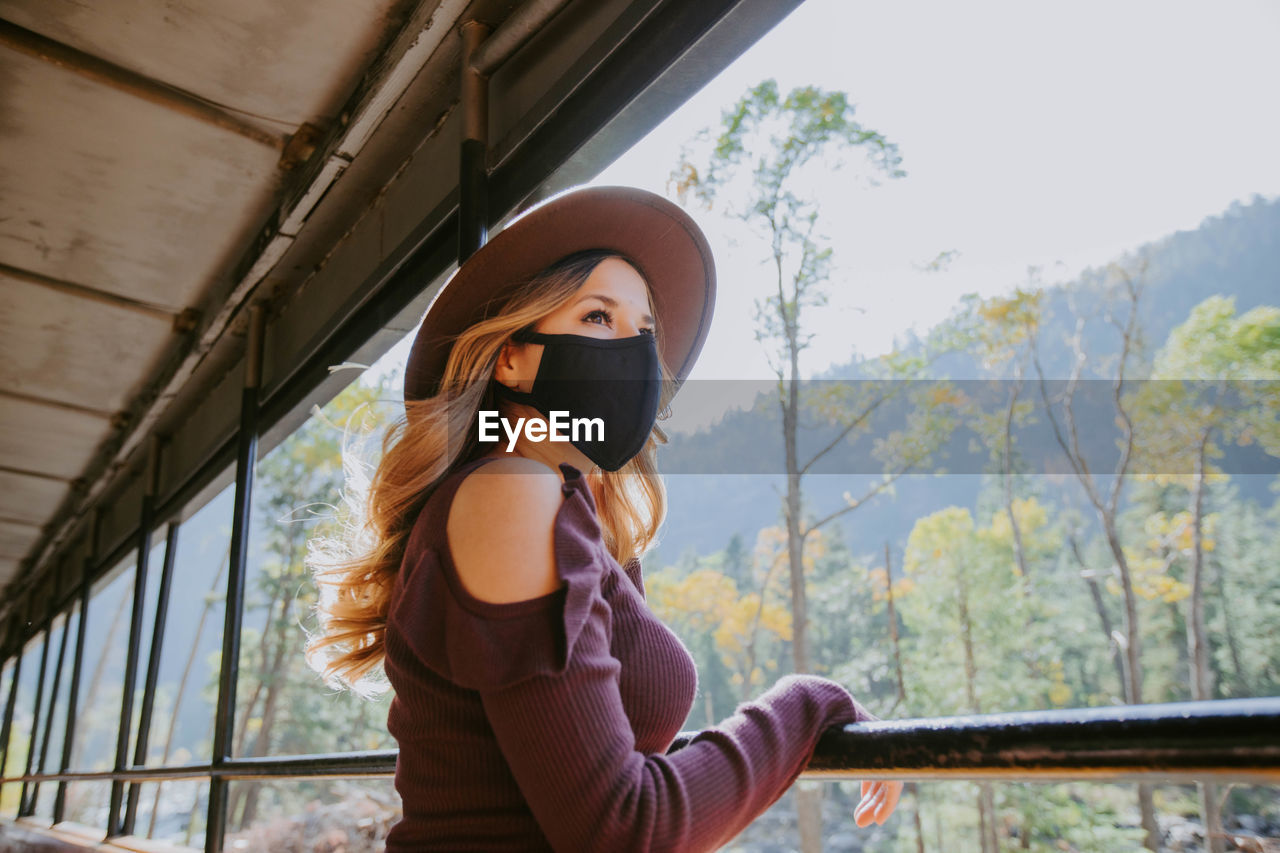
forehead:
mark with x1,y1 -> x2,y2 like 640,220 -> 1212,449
569,258 -> 655,324
582,256 -> 651,302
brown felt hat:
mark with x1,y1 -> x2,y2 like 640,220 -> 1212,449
403,185 -> 716,403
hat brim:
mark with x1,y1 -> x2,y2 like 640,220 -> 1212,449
404,185 -> 716,402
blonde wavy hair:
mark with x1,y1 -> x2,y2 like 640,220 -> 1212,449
304,250 -> 676,697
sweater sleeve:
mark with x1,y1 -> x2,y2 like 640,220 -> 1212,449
467,463 -> 873,852
482,641 -> 865,852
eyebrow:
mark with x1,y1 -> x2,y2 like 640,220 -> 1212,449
574,293 -> 655,326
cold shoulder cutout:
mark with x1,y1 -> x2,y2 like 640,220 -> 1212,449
446,457 -> 563,605
391,457 -> 613,692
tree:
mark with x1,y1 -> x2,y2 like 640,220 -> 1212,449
671,78 -> 956,852
1129,295 -> 1280,852
896,501 -> 1061,852
1030,254 -> 1162,849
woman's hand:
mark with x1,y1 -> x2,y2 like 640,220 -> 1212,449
854,779 -> 903,827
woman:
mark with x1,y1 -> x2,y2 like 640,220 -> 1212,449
304,185 -> 902,851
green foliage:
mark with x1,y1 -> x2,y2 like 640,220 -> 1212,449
1129,295 -> 1280,485
671,78 -> 906,373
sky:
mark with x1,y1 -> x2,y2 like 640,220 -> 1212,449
372,0 -> 1280,433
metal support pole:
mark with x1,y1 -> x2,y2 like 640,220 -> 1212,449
469,0 -> 573,78
459,20 -> 491,264
206,304 -> 266,853
108,438 -> 161,836
0,652 -> 21,786
53,584 -> 87,819
124,520 -> 179,834
54,511 -> 97,824
17,607 -> 52,816
27,603 -> 71,816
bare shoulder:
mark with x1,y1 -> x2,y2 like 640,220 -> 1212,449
447,456 -> 565,605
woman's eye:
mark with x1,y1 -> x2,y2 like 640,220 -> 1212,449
584,308 -> 655,337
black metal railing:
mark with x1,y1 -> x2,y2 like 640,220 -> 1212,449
4,696 -> 1278,789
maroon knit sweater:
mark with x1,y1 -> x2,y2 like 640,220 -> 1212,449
382,455 -> 873,851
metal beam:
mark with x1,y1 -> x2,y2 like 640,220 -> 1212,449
0,19 -> 285,151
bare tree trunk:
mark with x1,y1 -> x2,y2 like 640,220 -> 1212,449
1189,433 -> 1224,853
1188,433 -> 1213,703
978,783 -> 998,853
1068,532 -> 1128,695
909,783 -> 926,853
774,245 -> 822,853
1100,522 -> 1145,715
956,557 -> 997,853
1002,372 -> 1030,583
743,550 -> 785,703
785,457 -> 809,674
1001,372 -> 1044,719
1103,518 -> 1160,850
1034,258 -> 1159,849
934,787 -> 945,853
883,543 -> 924,852
1215,548 -> 1247,696
796,786 -> 824,853
884,543 -> 907,712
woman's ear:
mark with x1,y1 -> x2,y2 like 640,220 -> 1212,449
493,337 -> 531,391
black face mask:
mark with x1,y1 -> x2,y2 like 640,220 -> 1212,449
491,328 -> 662,471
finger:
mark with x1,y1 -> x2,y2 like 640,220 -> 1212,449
854,794 -> 871,828
886,781 -> 903,813
874,781 -> 904,825
864,782 -> 889,825
860,783 -> 887,822
854,789 -> 879,828
860,781 -> 892,827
